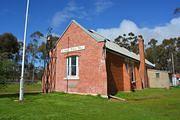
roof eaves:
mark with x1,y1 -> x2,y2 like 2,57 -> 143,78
105,41 -> 155,67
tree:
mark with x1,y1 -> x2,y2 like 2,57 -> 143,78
147,39 -> 158,64
145,37 -> 180,72
174,8 -> 180,15
27,40 -> 39,82
114,32 -> 138,54
176,38 -> 180,73
0,33 -> 21,88
38,42 -> 46,67
27,31 -> 59,81
162,38 -> 176,71
26,31 -> 44,82
0,33 -> 20,60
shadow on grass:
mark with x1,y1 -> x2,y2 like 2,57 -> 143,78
0,92 -> 41,99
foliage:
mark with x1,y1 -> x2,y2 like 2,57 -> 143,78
0,30 -> 59,85
114,32 -> 180,72
114,32 -> 139,54
27,34 -> 40,82
26,31 -> 59,81
0,33 -> 21,88
0,59 -> 21,88
145,37 -> 180,72
0,33 -> 20,59
174,8 -> 180,15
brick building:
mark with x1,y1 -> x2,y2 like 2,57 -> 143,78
42,20 -> 154,97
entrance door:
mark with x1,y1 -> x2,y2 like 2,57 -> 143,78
129,64 -> 136,91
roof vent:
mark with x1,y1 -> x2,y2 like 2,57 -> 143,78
88,29 -> 95,33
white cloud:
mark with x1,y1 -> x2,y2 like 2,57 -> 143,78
51,1 -> 87,28
94,0 -> 113,14
51,0 -> 113,28
97,17 -> 180,43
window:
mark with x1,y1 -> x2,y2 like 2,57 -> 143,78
156,73 -> 160,78
131,65 -> 135,82
66,56 -> 79,79
125,63 -> 129,73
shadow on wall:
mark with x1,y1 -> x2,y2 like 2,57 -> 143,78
107,60 -> 118,95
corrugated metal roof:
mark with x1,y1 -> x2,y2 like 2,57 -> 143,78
105,41 -> 138,59
145,59 -> 155,67
105,40 -> 155,67
72,20 -> 105,42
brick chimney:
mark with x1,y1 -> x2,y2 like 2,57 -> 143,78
138,35 -> 146,88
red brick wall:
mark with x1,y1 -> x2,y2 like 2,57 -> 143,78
134,64 -> 142,90
106,51 -> 124,95
54,22 -> 108,96
122,62 -> 131,91
138,36 -> 149,88
106,50 -> 143,94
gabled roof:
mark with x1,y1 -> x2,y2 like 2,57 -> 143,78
71,20 -> 106,42
54,20 -> 105,48
56,20 -> 155,67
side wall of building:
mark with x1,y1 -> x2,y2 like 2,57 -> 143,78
54,22 -> 108,96
106,51 -> 124,95
148,69 -> 170,88
106,51 -> 142,95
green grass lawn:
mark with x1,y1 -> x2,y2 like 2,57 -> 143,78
0,85 -> 180,120
0,83 -> 41,94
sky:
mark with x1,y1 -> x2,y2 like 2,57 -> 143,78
0,0 -> 179,44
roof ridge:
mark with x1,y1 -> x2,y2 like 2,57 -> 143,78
72,20 -> 106,42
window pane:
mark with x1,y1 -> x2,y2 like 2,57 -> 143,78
71,65 -> 76,75
156,73 -> 160,78
67,56 -> 78,77
71,56 -> 76,66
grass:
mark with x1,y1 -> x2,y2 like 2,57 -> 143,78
0,83 -> 41,94
0,85 -> 180,120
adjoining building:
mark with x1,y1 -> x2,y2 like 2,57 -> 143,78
42,20 -> 155,97
175,73 -> 180,85
147,69 -> 171,88
169,73 -> 180,86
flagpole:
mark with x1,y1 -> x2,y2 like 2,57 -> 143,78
19,0 -> 30,101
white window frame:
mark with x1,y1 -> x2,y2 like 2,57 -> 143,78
66,56 -> 79,79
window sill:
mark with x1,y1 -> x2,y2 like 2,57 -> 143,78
64,76 -> 79,80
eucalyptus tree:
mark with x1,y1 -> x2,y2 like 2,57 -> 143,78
27,31 -> 44,82
114,32 -> 139,54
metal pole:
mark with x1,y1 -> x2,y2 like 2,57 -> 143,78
171,53 -> 175,74
19,0 -> 30,101
171,52 -> 177,86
